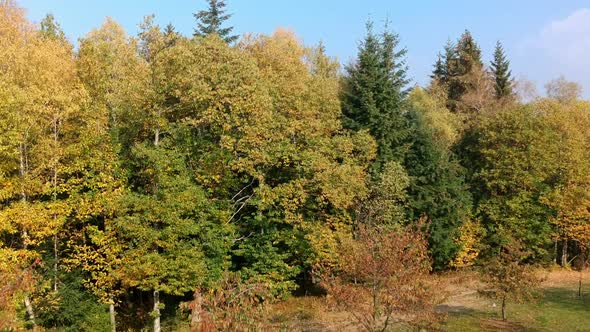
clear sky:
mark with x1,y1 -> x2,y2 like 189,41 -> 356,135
19,0 -> 590,98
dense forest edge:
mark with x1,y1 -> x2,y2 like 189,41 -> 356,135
0,0 -> 589,331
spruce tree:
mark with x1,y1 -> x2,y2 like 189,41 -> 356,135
447,30 -> 483,111
342,20 -> 410,174
456,30 -> 482,74
490,41 -> 513,98
431,39 -> 456,85
431,53 -> 445,82
404,109 -> 472,270
39,13 -> 67,42
193,0 -> 238,43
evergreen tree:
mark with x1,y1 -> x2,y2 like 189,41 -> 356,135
39,13 -> 66,42
404,108 -> 472,270
456,30 -> 482,74
490,41 -> 513,98
431,53 -> 445,82
342,20 -> 411,174
431,39 -> 456,85
163,23 -> 180,47
193,0 -> 238,43
447,30 -> 483,111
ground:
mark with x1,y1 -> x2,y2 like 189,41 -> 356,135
270,269 -> 590,331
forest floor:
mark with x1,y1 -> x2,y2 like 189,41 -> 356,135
270,269 -> 590,331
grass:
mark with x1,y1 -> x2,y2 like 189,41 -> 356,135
271,270 -> 590,332
443,286 -> 590,332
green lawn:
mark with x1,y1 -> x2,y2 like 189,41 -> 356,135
443,287 -> 590,332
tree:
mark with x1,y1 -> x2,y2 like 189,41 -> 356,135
39,13 -> 67,43
0,2 -> 99,327
76,17 -> 149,147
445,30 -> 485,112
481,239 -> 541,321
404,103 -> 472,270
459,65 -> 495,113
545,76 -> 582,103
193,0 -> 238,43
514,77 -> 539,103
358,161 -> 409,228
430,39 -> 455,86
540,100 -> 590,267
322,223 -> 443,331
467,106 -> 560,261
235,30 -> 375,294
431,53 -> 445,82
342,20 -> 410,174
490,41 -> 513,99
115,142 -> 229,332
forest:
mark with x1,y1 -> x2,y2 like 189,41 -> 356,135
1,0 -> 589,331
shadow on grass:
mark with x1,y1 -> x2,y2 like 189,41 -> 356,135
539,287 -> 590,311
442,287 -> 590,332
436,304 -> 477,314
444,310 -> 550,332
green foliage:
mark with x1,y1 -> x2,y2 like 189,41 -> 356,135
34,272 -> 111,331
404,107 -> 472,270
466,106 -> 560,260
480,239 -> 542,321
115,140 -> 231,294
342,20 -> 410,174
193,0 -> 238,43
39,13 -> 67,43
359,161 -> 410,227
490,41 -> 513,99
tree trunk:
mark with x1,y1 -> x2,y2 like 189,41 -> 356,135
20,142 -> 37,328
53,116 -> 59,292
190,290 -> 203,329
24,296 -> 36,329
501,296 -> 507,321
561,239 -> 568,267
53,233 -> 58,291
153,290 -> 161,332
109,302 -> 116,332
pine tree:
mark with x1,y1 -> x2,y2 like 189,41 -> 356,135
490,41 -> 513,98
193,0 -> 238,43
342,20 -> 410,174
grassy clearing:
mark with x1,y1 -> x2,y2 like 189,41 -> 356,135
271,270 -> 590,331
442,270 -> 590,332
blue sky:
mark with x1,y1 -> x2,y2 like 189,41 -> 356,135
19,1 -> 590,98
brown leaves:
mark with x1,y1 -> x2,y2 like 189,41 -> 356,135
320,224 -> 444,331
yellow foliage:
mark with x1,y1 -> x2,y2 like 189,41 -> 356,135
452,219 -> 484,268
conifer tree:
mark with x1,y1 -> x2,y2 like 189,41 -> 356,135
342,20 -> 410,174
193,0 -> 238,43
490,41 -> 513,99
456,30 -> 482,74
447,30 -> 483,111
39,13 -> 66,42
431,39 -> 456,85
431,53 -> 445,82
404,106 -> 472,270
